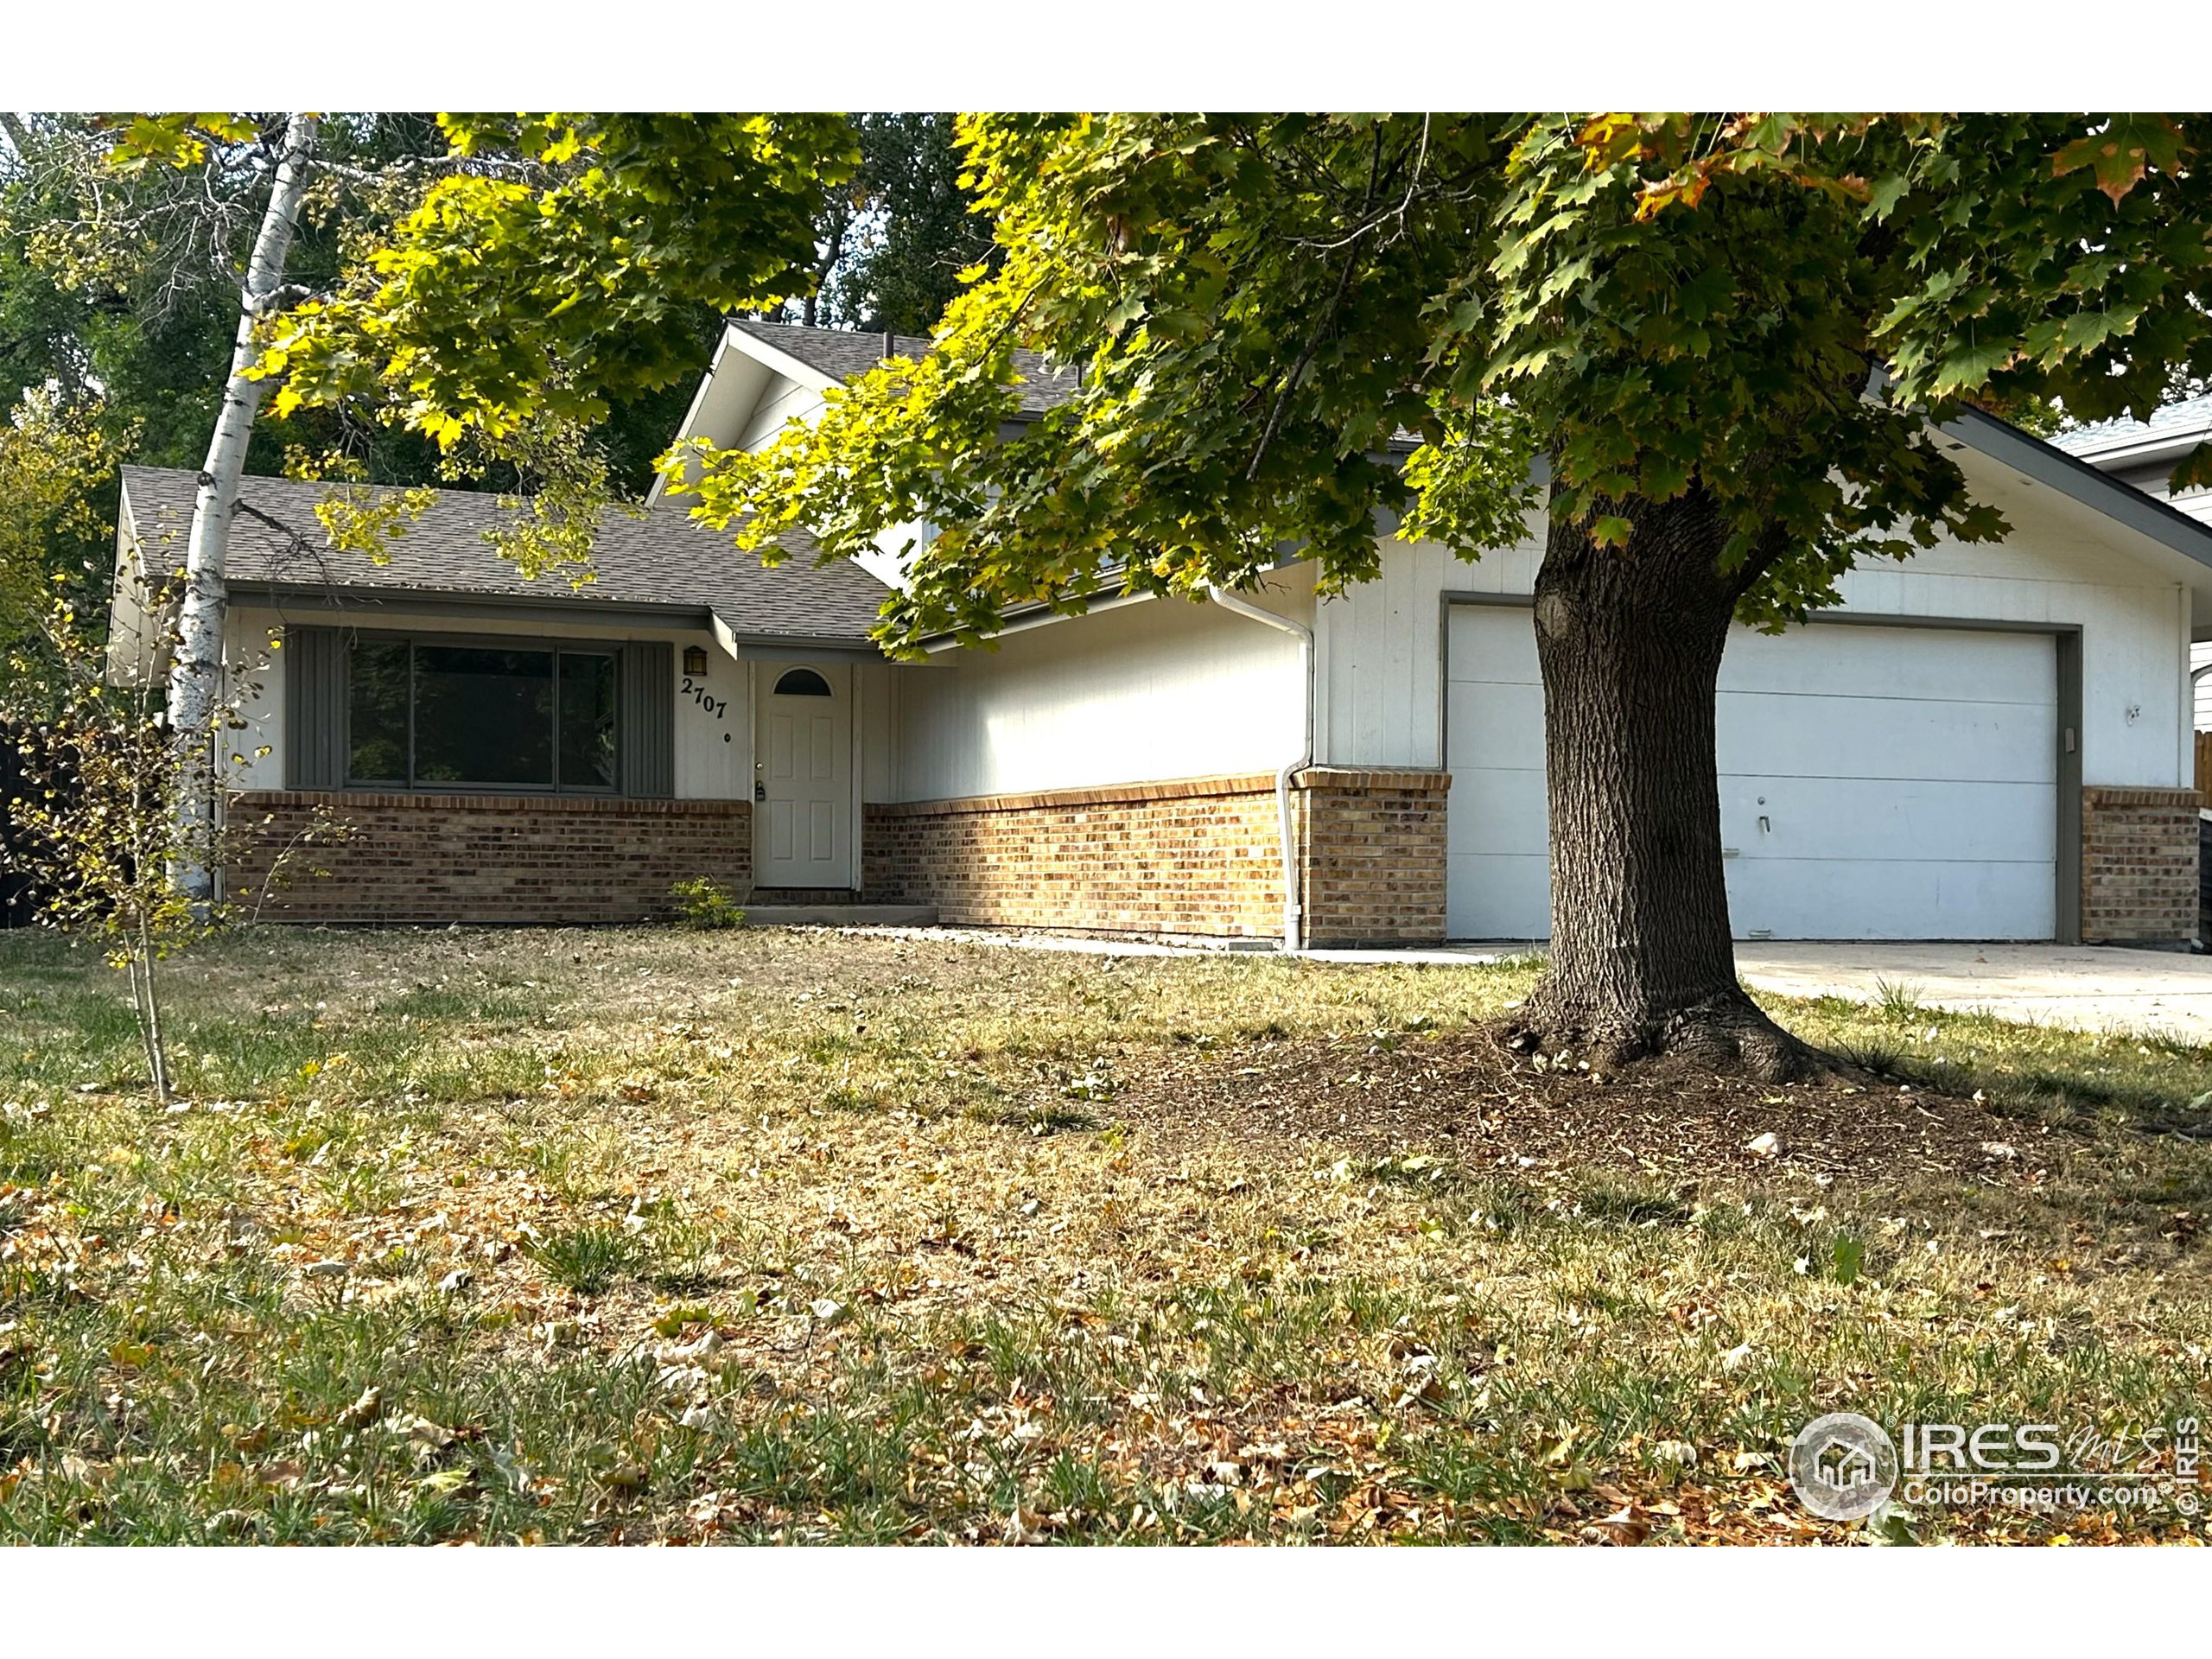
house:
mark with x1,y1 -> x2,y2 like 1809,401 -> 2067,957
106,321 -> 2212,946
2053,393 -> 2212,734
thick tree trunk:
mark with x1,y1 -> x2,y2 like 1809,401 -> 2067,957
166,113 -> 318,901
1504,484 -> 1822,1079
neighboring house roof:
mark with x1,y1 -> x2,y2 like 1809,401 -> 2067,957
727,319 -> 1081,415
118,465 -> 891,644
2048,391 -> 2212,461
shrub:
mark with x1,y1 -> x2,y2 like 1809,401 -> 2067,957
669,876 -> 746,931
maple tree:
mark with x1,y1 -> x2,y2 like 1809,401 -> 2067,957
674,112 -> 2212,1077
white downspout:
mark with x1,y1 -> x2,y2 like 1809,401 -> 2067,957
1206,586 -> 1314,952
2193,660 -> 2210,785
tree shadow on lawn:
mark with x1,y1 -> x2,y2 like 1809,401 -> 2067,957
1104,1015 -> 2212,1265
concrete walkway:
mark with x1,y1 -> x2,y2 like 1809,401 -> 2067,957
780,923 -> 2212,1045
1305,939 -> 2212,1045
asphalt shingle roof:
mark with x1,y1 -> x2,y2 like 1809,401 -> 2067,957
2049,392 -> 2212,457
120,466 -> 891,643
729,319 -> 1080,414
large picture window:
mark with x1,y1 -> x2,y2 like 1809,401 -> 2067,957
345,636 -> 620,792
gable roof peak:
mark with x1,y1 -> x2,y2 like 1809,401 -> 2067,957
721,316 -> 1079,415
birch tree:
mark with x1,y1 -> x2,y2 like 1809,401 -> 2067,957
162,113 -> 317,893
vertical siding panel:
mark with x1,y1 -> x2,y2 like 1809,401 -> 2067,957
621,642 -> 674,798
283,626 -> 344,790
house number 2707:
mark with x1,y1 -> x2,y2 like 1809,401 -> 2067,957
680,677 -> 728,719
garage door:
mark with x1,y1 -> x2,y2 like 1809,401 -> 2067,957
1444,606 -> 2059,940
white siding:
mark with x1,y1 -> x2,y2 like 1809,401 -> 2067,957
858,660 -> 899,802
2194,639 -> 2211,731
105,513 -> 171,687
1315,518 -> 1543,768
224,606 -> 751,802
735,378 -> 825,451
2165,485 -> 2212,528
223,611 -> 286,791
890,580 -> 1310,801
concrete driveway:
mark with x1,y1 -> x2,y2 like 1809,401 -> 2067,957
1305,939 -> 2212,1044
1728,941 -> 2212,1045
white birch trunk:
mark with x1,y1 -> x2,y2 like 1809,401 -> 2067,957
166,112 -> 319,899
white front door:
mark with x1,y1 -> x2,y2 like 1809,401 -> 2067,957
1444,607 -> 2059,941
754,662 -> 853,889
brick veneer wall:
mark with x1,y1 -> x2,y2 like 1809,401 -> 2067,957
227,791 -> 749,925
1295,768 -> 1452,945
2080,785 -> 2202,944
864,768 -> 1450,945
2198,811 -> 2210,944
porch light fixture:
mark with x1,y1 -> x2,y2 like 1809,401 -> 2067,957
683,645 -> 709,676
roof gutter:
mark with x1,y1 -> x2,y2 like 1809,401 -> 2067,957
225,582 -> 887,655
1205,586 -> 1314,954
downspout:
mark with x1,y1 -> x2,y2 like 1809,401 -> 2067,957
1206,586 -> 1315,952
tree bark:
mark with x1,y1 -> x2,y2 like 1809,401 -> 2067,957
1504,482 -> 1822,1079
166,113 -> 318,901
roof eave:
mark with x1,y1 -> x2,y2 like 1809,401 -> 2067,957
228,579 -> 881,649
720,321 -> 846,396
1948,406 -> 2212,582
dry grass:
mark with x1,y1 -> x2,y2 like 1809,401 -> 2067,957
1,925 -> 2206,1544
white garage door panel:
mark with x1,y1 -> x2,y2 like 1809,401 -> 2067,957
1719,778 -> 2056,864
1445,679 -> 1547,772
1443,607 -> 2058,940
1446,609 -> 1542,683
1449,853 -> 1553,940
1450,766 -> 1548,856
1715,692 -> 2055,783
1726,859 -> 2056,941
1720,626 -> 2051,703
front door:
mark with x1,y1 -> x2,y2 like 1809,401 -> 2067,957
754,662 -> 853,888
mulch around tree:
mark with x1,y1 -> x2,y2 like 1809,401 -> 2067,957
1110,1023 -> 2056,1193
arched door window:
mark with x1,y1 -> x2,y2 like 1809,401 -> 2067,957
772,667 -> 833,697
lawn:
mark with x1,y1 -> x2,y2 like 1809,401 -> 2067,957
1,925 -> 2207,1544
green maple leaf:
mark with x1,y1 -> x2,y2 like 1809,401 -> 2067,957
2053,115 -> 2184,205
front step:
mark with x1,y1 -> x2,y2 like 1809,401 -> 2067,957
741,904 -> 939,927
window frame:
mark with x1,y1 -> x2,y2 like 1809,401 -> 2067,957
340,630 -> 625,797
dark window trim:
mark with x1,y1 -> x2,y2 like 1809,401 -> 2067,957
340,628 -> 625,798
